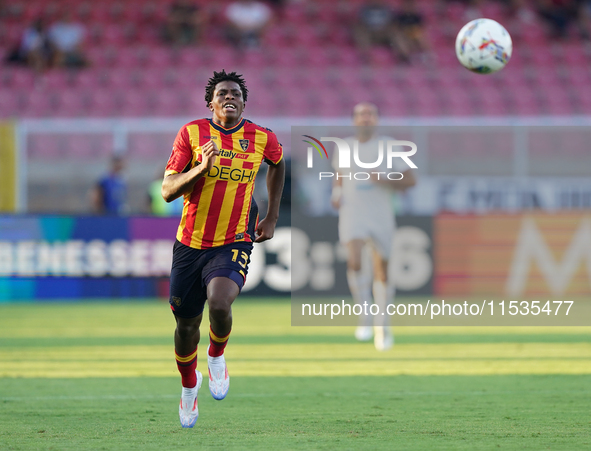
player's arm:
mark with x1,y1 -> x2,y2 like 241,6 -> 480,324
91,181 -> 105,213
331,174 -> 343,209
330,142 -> 343,209
255,158 -> 285,243
371,168 -> 416,191
161,140 -> 219,202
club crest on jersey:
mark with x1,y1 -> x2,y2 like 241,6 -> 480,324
239,139 -> 249,151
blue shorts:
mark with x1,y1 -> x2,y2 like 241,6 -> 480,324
169,240 -> 253,318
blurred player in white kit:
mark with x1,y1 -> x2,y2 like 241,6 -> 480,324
331,102 -> 416,351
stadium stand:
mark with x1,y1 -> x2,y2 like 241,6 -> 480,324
1,0 -> 591,120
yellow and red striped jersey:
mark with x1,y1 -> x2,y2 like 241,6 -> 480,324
165,118 -> 283,249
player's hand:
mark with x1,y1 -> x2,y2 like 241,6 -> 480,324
201,140 -> 219,173
254,217 -> 277,243
331,195 -> 341,210
330,186 -> 342,210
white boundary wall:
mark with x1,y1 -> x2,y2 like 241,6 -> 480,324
15,115 -> 591,212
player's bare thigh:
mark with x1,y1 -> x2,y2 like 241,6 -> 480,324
346,239 -> 366,272
207,277 -> 240,313
206,276 -> 240,337
371,248 -> 388,283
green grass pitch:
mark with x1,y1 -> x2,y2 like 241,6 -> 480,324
1,298 -> 590,450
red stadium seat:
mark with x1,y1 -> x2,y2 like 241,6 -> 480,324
2,68 -> 37,89
145,47 -> 173,68
0,90 -> 25,118
480,2 -> 505,21
1,0 -> 589,120
509,87 -> 539,115
74,70 -> 109,89
88,89 -> 120,116
538,87 -> 574,115
86,46 -> 118,67
440,86 -> 472,116
153,90 -> 183,116
120,90 -> 150,116
104,68 -> 133,89
41,70 -> 75,89
476,90 -> 510,116
22,91 -> 56,118
114,47 -> 142,69
102,23 -> 128,46
560,44 -> 587,66
564,67 -> 591,87
574,86 -> 591,114
368,48 -> 395,67
58,90 -> 91,117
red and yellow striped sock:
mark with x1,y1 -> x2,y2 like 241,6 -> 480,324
208,327 -> 230,357
175,348 -> 197,388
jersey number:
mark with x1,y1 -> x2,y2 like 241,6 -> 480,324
231,249 -> 249,268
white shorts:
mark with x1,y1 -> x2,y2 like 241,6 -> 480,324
338,208 -> 394,258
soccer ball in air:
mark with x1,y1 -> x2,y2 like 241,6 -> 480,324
455,18 -> 512,74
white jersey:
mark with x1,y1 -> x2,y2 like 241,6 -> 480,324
333,135 -> 408,256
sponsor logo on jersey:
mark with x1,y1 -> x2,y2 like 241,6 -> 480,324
208,166 -> 255,183
219,149 -> 249,160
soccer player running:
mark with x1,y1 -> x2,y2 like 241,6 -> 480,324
161,70 -> 285,427
331,102 -> 415,351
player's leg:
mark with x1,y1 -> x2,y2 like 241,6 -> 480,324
370,219 -> 395,351
202,242 -> 252,400
174,313 -> 204,427
207,276 -> 238,340
169,241 -> 207,428
174,314 -> 202,388
371,248 -> 394,351
174,314 -> 202,355
346,239 -> 373,341
205,276 -> 241,400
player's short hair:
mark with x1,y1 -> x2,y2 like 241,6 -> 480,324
205,70 -> 249,106
352,102 -> 379,117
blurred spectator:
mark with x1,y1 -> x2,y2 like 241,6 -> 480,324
577,0 -> 591,39
463,0 -> 485,21
163,0 -> 205,46
225,0 -> 273,48
48,10 -> 87,68
353,0 -> 399,61
536,0 -> 578,38
504,0 -> 537,25
92,156 -> 128,215
15,18 -> 54,72
394,0 -> 429,62
148,175 -> 184,216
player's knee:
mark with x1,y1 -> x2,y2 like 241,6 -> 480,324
208,296 -> 233,319
347,258 -> 362,272
207,278 -> 238,318
176,321 -> 199,340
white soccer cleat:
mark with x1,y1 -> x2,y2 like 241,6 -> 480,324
178,370 -> 202,428
374,326 -> 394,351
355,326 -> 374,342
207,346 -> 230,400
